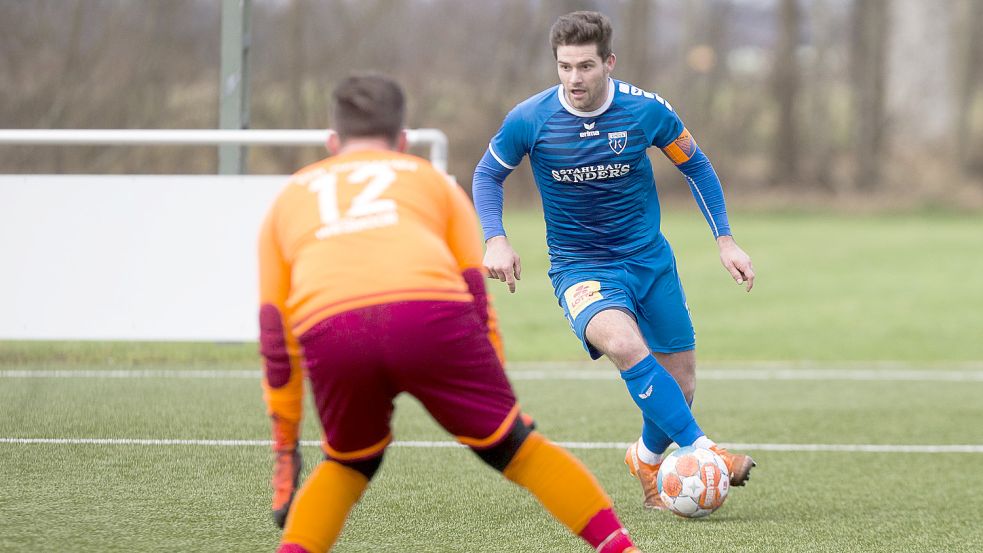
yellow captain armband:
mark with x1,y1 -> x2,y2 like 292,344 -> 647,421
661,128 -> 697,165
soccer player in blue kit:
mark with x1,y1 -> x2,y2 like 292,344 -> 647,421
472,11 -> 757,510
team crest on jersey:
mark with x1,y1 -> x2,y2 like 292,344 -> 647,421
608,131 -> 628,155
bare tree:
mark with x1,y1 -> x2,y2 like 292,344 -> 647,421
771,0 -> 801,185
805,0 -> 837,190
850,0 -> 890,189
956,0 -> 983,174
622,0 -> 656,83
678,0 -> 732,134
282,0 -> 310,170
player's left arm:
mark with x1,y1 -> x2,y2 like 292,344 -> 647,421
445,177 -> 506,364
659,126 -> 755,292
257,204 -> 305,449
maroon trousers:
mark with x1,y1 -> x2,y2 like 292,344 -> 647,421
298,300 -> 518,461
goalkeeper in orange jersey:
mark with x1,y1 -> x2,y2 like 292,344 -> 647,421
258,74 -> 642,553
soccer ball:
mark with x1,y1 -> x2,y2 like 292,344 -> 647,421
657,446 -> 730,518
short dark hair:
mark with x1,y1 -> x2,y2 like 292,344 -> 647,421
332,74 -> 405,143
549,11 -> 614,60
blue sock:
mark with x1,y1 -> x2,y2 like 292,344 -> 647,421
622,355 -> 703,447
641,415 -> 674,455
640,394 -> 695,454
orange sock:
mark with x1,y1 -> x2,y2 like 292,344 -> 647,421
280,460 -> 369,553
502,432 -> 625,539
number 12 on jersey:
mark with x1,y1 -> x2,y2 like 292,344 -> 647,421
308,163 -> 399,239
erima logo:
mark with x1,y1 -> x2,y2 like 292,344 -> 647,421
579,120 -> 600,138
638,385 -> 653,399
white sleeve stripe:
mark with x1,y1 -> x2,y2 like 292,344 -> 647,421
687,175 -> 720,237
488,144 -> 516,170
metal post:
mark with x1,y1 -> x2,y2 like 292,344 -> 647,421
219,0 -> 251,174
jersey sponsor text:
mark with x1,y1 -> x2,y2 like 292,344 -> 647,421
551,163 -> 631,183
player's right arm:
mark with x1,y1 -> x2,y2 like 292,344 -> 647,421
257,202 -> 304,450
472,109 -> 531,293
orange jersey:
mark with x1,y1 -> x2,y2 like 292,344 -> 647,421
258,149 -> 502,428
259,149 -> 485,336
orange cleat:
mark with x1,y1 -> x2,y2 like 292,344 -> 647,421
272,448 -> 302,528
624,442 -> 667,510
709,445 -> 755,486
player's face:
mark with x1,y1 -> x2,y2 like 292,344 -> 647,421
556,44 -> 615,112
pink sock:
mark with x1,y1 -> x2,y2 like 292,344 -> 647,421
578,508 -> 636,552
276,544 -> 309,553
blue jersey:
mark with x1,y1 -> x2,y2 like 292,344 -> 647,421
473,78 -> 730,267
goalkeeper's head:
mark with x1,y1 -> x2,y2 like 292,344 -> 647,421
330,74 -> 406,152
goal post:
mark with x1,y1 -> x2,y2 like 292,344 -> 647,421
0,128 -> 450,341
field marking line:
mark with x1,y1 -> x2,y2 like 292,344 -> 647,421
2,437 -> 982,453
0,369 -> 260,379
2,367 -> 983,382
510,360 -> 983,371
510,368 -> 983,381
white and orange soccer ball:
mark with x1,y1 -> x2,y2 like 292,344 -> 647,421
656,446 -> 730,518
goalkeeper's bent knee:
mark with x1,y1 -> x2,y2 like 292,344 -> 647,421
328,453 -> 384,481
471,413 -> 534,471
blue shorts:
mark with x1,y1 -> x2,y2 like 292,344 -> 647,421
549,239 -> 695,360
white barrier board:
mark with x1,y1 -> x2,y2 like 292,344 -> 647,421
0,175 -> 288,341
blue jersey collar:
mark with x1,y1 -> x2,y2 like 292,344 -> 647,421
557,78 -> 615,118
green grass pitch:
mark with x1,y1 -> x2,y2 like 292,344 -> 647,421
1,210 -> 982,551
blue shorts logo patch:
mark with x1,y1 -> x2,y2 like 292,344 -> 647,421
563,280 -> 603,320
